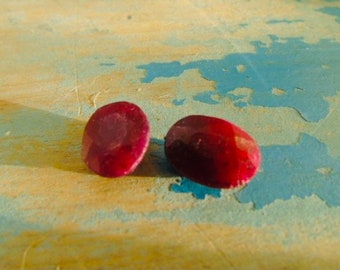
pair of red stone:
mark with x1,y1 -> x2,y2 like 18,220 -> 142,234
82,101 -> 261,189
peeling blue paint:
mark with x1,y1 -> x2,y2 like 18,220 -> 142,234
193,92 -> 219,104
170,177 -> 221,199
140,36 -> 340,208
139,61 -> 185,83
318,7 -> 340,23
267,19 -> 304,24
236,134 -> 340,209
99,62 -> 115,67
138,36 -> 340,122
234,101 -> 249,108
172,99 -> 186,106
169,134 -> 340,209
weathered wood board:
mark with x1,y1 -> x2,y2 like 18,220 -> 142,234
1,1 -> 340,269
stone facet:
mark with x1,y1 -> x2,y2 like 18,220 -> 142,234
165,115 -> 261,188
82,101 -> 150,177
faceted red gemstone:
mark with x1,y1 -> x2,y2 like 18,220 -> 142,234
165,115 -> 261,188
82,101 -> 150,177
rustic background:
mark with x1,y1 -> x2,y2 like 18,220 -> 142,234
1,1 -> 340,269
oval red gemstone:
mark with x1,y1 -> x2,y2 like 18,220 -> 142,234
165,115 -> 261,188
82,101 -> 150,177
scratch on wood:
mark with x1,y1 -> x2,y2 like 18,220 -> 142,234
89,92 -> 101,109
20,237 -> 47,270
71,86 -> 82,116
193,224 -> 236,269
88,88 -> 111,108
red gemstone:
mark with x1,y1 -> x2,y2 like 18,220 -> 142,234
82,101 -> 150,177
165,115 -> 261,188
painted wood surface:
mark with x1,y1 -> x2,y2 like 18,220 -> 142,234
1,1 -> 340,269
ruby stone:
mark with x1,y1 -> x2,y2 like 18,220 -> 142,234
82,101 -> 150,177
165,115 -> 261,188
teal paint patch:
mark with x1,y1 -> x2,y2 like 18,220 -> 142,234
193,92 -> 219,104
84,195 -> 340,230
0,195 -> 42,245
318,7 -> 340,23
0,215 -> 40,238
99,62 -> 115,66
170,177 -> 221,199
236,134 -> 340,209
234,101 -> 248,108
168,134 -> 340,209
155,195 -> 340,228
90,209 -> 141,223
138,36 -> 340,122
172,99 -> 186,106
139,61 -> 185,83
267,19 -> 304,24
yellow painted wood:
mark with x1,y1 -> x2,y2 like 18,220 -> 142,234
1,1 -> 340,269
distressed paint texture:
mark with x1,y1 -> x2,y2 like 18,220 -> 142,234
1,0 -> 340,269
139,37 -> 340,122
